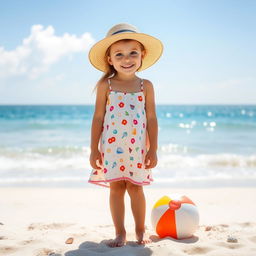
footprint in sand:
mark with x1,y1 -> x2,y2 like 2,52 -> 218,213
98,224 -> 113,228
239,222 -> 253,228
219,224 -> 229,228
249,236 -> 256,243
34,248 -> 61,256
215,241 -> 244,250
19,239 -> 39,246
0,246 -> 19,254
183,246 -> 214,255
209,224 -> 230,232
28,222 -> 74,231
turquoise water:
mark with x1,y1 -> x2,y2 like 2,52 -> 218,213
0,105 -> 255,187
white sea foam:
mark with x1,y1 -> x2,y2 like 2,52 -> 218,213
0,149 -> 255,188
0,150 -> 255,172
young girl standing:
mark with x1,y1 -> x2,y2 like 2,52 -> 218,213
88,23 -> 163,247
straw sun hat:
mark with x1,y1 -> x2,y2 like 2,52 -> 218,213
88,23 -> 163,72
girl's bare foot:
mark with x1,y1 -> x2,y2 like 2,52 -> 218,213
107,233 -> 126,247
136,231 -> 152,245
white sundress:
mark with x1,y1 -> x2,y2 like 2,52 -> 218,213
88,78 -> 153,187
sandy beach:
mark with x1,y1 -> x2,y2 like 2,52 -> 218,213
1,186 -> 256,256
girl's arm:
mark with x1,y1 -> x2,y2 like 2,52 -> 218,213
144,80 -> 158,151
89,80 -> 108,170
90,80 -> 108,151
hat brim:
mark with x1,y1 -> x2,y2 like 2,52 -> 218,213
88,32 -> 163,72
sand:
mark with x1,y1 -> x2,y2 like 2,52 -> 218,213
1,186 -> 256,256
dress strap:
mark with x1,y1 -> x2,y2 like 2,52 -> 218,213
140,79 -> 144,91
108,78 -> 112,91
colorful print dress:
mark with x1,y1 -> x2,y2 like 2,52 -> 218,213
88,78 -> 153,187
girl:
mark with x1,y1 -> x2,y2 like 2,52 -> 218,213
88,23 -> 163,247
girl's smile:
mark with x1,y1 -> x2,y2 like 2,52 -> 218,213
121,64 -> 135,69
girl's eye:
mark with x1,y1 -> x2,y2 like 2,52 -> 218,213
130,51 -> 138,55
115,53 -> 123,57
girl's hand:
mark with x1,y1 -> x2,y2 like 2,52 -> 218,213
90,149 -> 103,170
144,149 -> 158,169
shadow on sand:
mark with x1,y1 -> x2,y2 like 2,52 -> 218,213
64,235 -> 198,255
65,239 -> 153,256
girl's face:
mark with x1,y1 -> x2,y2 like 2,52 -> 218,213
107,40 -> 145,75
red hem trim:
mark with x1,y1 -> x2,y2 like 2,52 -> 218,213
88,177 -> 153,188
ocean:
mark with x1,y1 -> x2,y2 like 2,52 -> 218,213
0,105 -> 255,188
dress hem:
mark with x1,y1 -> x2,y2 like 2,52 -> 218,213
88,177 -> 153,188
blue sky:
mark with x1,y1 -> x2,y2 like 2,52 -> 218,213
0,0 -> 255,105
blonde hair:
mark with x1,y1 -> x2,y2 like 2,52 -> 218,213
91,39 -> 145,94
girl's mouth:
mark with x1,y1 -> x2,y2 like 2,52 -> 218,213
121,64 -> 135,69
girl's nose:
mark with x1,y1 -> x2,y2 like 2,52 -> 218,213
124,55 -> 130,61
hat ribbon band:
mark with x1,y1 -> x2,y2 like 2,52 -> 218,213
111,29 -> 137,35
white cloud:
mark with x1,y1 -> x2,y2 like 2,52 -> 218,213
0,24 -> 95,79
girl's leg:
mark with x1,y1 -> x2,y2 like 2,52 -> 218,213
108,180 -> 127,247
125,181 -> 152,244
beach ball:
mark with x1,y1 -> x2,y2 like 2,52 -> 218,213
151,194 -> 199,239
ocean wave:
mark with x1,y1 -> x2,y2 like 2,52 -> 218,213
157,153 -> 256,169
0,151 -> 255,187
0,147 -> 255,172
0,145 -> 90,157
